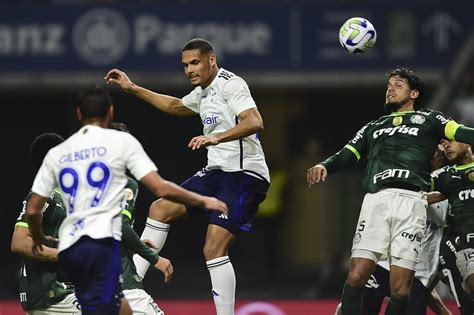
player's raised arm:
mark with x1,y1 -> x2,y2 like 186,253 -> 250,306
105,69 -> 196,117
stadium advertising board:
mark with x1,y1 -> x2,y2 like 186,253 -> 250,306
0,3 -> 469,72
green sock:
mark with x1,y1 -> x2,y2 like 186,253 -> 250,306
385,296 -> 408,315
341,281 -> 364,315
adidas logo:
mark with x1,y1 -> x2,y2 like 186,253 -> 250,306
218,213 -> 228,220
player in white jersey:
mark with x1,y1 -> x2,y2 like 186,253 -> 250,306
105,38 -> 270,315
25,87 -> 228,315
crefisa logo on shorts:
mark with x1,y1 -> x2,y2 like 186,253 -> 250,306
401,232 -> 422,243
73,8 -> 130,65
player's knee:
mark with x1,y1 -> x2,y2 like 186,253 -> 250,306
346,270 -> 369,288
203,242 -> 226,261
390,286 -> 411,300
148,199 -> 184,223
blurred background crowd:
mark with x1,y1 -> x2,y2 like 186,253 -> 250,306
0,0 -> 472,305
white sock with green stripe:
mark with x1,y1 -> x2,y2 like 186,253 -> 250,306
206,256 -> 235,315
133,217 -> 170,278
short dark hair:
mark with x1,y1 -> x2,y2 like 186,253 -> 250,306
389,67 -> 425,109
30,133 -> 64,169
110,121 -> 129,133
77,86 -> 112,120
182,38 -> 215,55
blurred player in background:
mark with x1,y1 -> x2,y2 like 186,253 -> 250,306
431,139 -> 474,314
438,215 -> 470,314
111,121 -> 169,315
25,86 -> 228,315
11,132 -> 81,314
105,38 -> 270,315
307,67 -> 474,315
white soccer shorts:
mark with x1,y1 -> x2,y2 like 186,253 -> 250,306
456,248 -> 474,293
351,188 -> 427,269
27,293 -> 81,314
123,288 -> 164,315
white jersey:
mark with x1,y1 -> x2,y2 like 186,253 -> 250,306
378,200 -> 449,287
182,68 -> 270,182
31,125 -> 157,252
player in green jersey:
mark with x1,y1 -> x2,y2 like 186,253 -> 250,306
110,122 -> 170,314
11,133 -> 81,314
307,67 -> 474,315
431,139 -> 474,314
121,176 -> 169,315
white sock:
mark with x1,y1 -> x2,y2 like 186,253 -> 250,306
133,218 -> 170,278
206,256 -> 235,315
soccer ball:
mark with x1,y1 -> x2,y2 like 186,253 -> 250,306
339,17 -> 377,54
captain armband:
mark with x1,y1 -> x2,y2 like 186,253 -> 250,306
445,121 -> 463,140
450,124 -> 474,146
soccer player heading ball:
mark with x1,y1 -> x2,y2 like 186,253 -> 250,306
307,67 -> 474,315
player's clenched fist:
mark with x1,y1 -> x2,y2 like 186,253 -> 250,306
306,164 -> 327,188
104,69 -> 135,92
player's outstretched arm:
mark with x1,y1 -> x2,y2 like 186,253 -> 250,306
104,69 -> 196,117
140,172 -> 228,214
306,145 -> 360,188
188,107 -> 263,150
11,225 -> 59,262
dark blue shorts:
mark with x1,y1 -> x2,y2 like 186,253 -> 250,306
181,169 -> 269,235
363,264 -> 428,315
58,236 -> 123,315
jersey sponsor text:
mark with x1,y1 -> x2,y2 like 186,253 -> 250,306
458,189 -> 474,201
372,125 -> 419,139
373,168 -> 410,184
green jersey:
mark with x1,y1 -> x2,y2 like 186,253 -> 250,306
15,189 -> 74,311
322,109 -> 460,193
121,177 -> 159,290
432,163 -> 474,241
